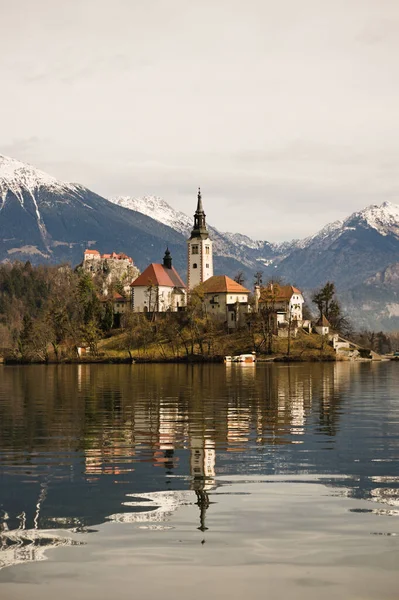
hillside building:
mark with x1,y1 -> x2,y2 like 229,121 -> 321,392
200,275 -> 250,329
315,315 -> 331,336
257,283 -> 304,335
187,188 -> 213,290
82,249 -> 140,295
130,249 -> 186,313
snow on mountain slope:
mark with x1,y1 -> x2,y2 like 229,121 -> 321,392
109,195 -> 284,268
293,201 -> 399,252
0,154 -> 76,210
223,231 -> 266,250
0,154 -> 191,269
347,201 -> 399,237
295,219 -> 345,250
109,196 -> 192,236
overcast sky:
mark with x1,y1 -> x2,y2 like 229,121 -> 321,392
1,0 -> 399,240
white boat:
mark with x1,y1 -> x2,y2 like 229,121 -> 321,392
225,353 -> 256,363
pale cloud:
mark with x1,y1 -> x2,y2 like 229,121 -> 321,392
1,0 -> 399,240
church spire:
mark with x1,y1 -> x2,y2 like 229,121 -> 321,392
190,187 -> 208,239
196,187 -> 204,214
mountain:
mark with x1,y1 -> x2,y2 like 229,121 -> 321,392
111,195 -> 192,236
341,261 -> 399,331
0,155 -> 251,277
270,201 -> 399,289
0,155 -> 188,269
2,153 -> 399,330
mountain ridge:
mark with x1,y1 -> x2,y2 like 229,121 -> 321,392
2,153 -> 399,329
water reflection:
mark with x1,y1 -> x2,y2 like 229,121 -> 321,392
0,362 -> 399,570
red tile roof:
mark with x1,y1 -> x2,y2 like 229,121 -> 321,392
316,315 -> 331,327
130,264 -> 186,288
99,292 -> 128,303
112,292 -> 127,301
84,249 -> 133,263
200,275 -> 250,294
259,284 -> 302,303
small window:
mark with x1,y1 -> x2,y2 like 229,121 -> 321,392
193,263 -> 198,269
192,245 -> 199,255
230,296 -> 233,300
206,263 -> 209,268
205,246 -> 210,254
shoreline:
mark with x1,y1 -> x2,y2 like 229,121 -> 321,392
2,351 -> 393,366
1,355 -> 376,366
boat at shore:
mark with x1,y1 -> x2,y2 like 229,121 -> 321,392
225,353 -> 256,363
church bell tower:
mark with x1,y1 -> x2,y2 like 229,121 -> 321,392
187,188 -> 213,290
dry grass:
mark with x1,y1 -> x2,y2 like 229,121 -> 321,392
98,328 -> 336,362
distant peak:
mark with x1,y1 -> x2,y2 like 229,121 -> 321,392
0,153 -> 61,189
0,154 -> 78,213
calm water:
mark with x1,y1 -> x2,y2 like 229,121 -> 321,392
0,362 -> 398,599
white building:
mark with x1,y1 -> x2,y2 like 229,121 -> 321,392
187,188 -> 213,290
130,249 -> 186,313
201,275 -> 250,329
258,284 -> 305,327
315,315 -> 331,336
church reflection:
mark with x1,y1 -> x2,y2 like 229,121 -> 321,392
1,361 -> 398,569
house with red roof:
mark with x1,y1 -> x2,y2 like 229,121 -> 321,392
199,275 -> 250,328
257,283 -> 305,331
130,249 -> 186,313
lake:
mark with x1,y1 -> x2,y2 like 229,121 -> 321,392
0,362 -> 398,599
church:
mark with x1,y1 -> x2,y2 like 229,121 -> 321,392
129,188 -> 250,325
187,189 -> 250,328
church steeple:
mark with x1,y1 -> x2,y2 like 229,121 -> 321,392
163,247 -> 172,269
187,188 -> 213,290
191,187 -> 208,239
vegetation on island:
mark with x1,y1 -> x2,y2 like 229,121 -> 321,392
0,261 -> 396,363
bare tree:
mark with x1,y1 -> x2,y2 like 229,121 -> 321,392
234,271 -> 245,286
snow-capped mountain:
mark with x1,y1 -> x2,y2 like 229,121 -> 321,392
295,201 -> 399,251
110,195 -> 192,236
0,154 -> 187,268
271,201 -> 399,291
344,201 -> 399,238
0,155 -> 257,277
0,154 -> 77,201
3,153 -> 399,328
109,194 -> 285,269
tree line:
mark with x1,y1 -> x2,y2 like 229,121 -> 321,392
0,261 -> 114,361
0,262 -> 396,361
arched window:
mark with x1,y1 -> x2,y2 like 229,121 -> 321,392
193,263 -> 198,269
